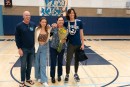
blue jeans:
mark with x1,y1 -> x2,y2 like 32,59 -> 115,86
50,47 -> 65,78
35,43 -> 48,83
20,48 -> 35,81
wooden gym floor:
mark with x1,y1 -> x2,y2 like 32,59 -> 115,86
0,35 -> 130,87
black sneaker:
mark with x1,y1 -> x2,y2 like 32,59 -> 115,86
58,76 -> 61,82
51,77 -> 56,83
74,74 -> 80,82
64,74 -> 69,83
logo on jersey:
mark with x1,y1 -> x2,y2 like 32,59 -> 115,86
29,27 -> 34,31
68,19 -> 79,35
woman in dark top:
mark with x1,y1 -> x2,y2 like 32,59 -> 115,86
50,16 -> 67,83
64,8 -> 85,83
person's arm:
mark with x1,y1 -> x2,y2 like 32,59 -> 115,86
79,20 -> 84,50
51,23 -> 57,28
15,25 -> 23,56
15,25 -> 21,49
80,29 -> 84,50
47,24 -> 52,37
50,24 -> 56,37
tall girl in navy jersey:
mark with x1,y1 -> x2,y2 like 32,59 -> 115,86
64,8 -> 85,82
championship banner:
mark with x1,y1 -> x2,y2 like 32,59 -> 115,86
4,0 -> 12,7
39,0 -> 69,16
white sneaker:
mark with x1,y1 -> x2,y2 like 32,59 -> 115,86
43,82 -> 49,87
37,79 -> 41,82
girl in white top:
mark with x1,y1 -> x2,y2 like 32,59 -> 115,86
35,17 -> 51,87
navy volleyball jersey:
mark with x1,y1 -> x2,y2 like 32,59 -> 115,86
64,19 -> 83,45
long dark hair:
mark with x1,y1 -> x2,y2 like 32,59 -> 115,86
66,8 -> 77,21
37,17 -> 48,33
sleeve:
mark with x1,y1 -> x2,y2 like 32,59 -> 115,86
79,20 -> 83,30
64,21 -> 68,28
35,27 -> 38,53
15,25 -> 22,49
34,23 -> 37,29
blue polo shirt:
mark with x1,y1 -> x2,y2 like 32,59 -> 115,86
15,21 -> 36,49
64,19 -> 83,45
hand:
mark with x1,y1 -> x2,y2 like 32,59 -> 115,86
18,48 -> 23,56
61,38 -> 66,44
80,44 -> 84,50
51,23 -> 57,28
47,24 -> 51,29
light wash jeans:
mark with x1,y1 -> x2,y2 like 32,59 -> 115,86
35,43 -> 48,83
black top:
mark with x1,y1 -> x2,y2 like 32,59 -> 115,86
15,21 -> 36,49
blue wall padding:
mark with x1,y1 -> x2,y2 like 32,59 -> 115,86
0,6 -> 3,35
79,17 -> 130,35
3,15 -> 130,35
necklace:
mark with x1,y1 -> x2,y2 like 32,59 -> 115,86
68,19 -> 77,35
